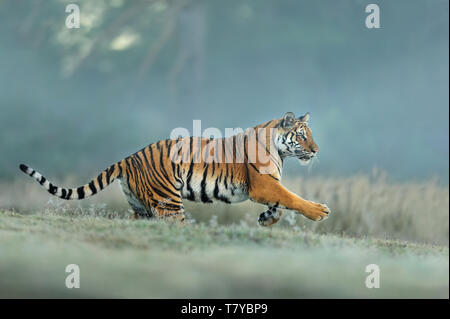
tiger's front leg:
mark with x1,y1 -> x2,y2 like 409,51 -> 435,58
249,176 -> 330,222
258,206 -> 283,226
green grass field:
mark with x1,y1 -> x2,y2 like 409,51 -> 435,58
0,210 -> 448,298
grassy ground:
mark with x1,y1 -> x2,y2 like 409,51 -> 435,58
3,171 -> 449,245
0,210 -> 448,298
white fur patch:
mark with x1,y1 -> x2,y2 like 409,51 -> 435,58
299,158 -> 311,166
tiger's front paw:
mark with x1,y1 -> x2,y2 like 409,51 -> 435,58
258,209 -> 281,226
302,202 -> 330,221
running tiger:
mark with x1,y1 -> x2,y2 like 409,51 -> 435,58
19,112 -> 330,226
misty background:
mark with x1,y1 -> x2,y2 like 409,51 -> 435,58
0,0 -> 448,183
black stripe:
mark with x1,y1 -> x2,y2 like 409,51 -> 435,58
48,184 -> 57,195
186,161 -> 195,201
194,137 -> 202,163
97,174 -> 104,190
131,156 -> 151,204
118,162 -> 123,177
129,155 -> 153,202
213,177 -> 231,204
171,161 -> 183,186
152,187 -> 182,204
67,189 -> 72,200
124,159 -> 137,198
156,204 -> 183,211
248,162 -> 259,174
246,159 -> 279,182
157,146 -> 177,189
106,165 -> 115,184
243,134 -> 249,165
187,137 -> 193,163
88,181 -> 97,195
200,165 -> 212,203
132,154 -> 174,205
262,120 -> 273,128
60,188 -> 67,199
222,138 -> 228,162
19,164 -> 28,173
158,201 -> 183,210
39,176 -> 46,185
145,148 -> 180,198
232,135 -> 237,162
224,165 -> 229,189
140,149 -> 162,191
211,160 -> 216,176
77,187 -> 85,199
147,147 -> 165,185
213,178 -> 221,200
242,135 -> 280,181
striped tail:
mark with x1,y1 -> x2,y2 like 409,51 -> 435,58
19,163 -> 123,200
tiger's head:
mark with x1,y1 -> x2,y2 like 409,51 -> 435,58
276,112 -> 319,165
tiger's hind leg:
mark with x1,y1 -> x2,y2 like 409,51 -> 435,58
150,205 -> 186,223
122,188 -> 186,222
129,201 -> 153,219
258,206 -> 283,226
119,179 -> 154,219
119,175 -> 185,222
117,156 -> 185,222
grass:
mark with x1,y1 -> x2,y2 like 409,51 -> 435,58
0,210 -> 448,298
1,172 -> 448,298
3,170 -> 449,245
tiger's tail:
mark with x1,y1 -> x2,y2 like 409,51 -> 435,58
19,162 -> 123,200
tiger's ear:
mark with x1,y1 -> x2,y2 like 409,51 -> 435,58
298,112 -> 310,123
281,112 -> 296,128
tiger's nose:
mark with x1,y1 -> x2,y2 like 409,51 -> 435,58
311,146 -> 318,154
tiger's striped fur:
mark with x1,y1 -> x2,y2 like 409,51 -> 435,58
19,112 -> 330,225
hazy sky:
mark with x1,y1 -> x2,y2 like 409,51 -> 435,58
0,0 -> 448,182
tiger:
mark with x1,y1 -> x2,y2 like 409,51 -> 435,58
19,111 -> 330,226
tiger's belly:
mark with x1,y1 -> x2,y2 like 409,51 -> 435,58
181,175 -> 249,204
